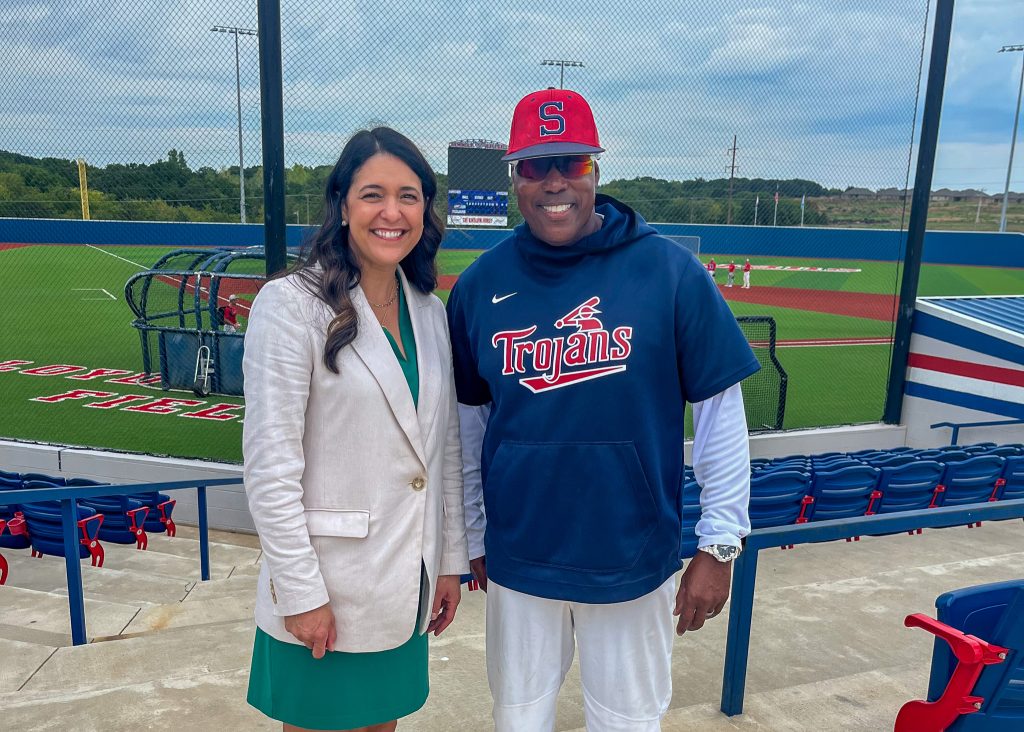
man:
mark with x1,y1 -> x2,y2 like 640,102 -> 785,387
708,256 -> 717,281
726,260 -> 736,287
447,88 -> 759,731
222,293 -> 240,333
743,258 -> 752,289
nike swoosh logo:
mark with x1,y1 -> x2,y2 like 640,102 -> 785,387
492,292 -> 518,304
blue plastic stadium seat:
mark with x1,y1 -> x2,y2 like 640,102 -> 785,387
889,446 -> 916,453
807,465 -> 882,525
812,458 -> 862,472
748,470 -> 812,549
869,454 -> 918,469
131,492 -> 177,536
876,460 -> 946,517
680,479 -> 702,559
80,495 -> 149,549
850,448 -> 883,457
20,502 -> 105,566
940,456 -> 1006,509
981,445 -> 1020,458
0,479 -> 31,550
897,579 -> 1024,731
0,470 -> 22,482
21,473 -> 66,485
998,456 -> 1024,501
939,451 -> 972,464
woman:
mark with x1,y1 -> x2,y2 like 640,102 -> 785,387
243,127 -> 470,732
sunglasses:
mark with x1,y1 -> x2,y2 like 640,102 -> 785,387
515,155 -> 595,181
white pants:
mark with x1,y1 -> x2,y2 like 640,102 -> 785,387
742,271 -> 750,288
486,576 -> 676,732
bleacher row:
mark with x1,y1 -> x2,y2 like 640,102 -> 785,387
4,444 -> 1023,583
0,470 -> 177,585
681,443 -> 1024,556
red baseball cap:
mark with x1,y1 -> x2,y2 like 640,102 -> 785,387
502,88 -> 605,162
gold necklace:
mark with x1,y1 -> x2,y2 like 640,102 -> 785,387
367,282 -> 398,309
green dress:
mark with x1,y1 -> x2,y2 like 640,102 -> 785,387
247,282 -> 427,730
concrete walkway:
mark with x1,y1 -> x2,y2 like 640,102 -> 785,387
0,519 -> 1021,731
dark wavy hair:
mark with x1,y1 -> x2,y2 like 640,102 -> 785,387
292,127 -> 444,373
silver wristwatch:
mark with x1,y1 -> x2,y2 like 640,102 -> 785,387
698,544 -> 742,563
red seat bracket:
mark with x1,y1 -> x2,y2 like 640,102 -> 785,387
895,613 -> 1008,732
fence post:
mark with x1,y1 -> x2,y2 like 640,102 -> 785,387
721,547 -> 760,716
60,498 -> 88,646
197,485 -> 211,581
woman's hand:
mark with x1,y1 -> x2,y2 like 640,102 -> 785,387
284,603 -> 337,659
427,575 -> 462,636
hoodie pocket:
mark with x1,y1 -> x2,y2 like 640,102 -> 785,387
487,441 -> 657,573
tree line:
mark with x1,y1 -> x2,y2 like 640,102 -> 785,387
0,149 -> 830,227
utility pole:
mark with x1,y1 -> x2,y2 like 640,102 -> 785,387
540,59 -> 584,89
998,44 -> 1024,233
773,186 -> 779,226
754,195 -> 759,226
976,194 -> 983,225
726,135 -> 738,225
212,25 -> 257,224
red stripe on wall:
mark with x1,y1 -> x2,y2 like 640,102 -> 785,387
908,352 -> 1024,388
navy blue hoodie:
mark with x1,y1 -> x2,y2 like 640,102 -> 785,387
446,195 -> 759,603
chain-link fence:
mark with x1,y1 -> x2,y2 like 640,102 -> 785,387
3,0 -> 981,459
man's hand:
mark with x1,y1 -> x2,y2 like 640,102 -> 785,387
673,551 -> 732,635
284,603 -> 337,658
469,555 -> 488,592
427,575 -> 462,636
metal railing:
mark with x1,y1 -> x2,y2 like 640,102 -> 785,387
720,497 -> 1024,716
930,419 -> 1024,446
1,478 -> 243,645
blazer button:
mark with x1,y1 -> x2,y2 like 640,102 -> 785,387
411,476 -> 426,491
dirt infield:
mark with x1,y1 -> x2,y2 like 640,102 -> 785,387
718,284 -> 897,321
0,243 -> 32,251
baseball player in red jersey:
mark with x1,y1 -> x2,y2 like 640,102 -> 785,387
743,259 -> 752,288
726,261 -> 736,287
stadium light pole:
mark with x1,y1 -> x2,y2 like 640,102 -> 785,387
541,59 -> 584,89
997,44 -> 1024,233
212,25 -> 257,224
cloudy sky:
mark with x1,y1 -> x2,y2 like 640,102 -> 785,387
1,0 -> 1022,192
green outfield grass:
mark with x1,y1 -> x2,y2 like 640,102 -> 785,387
1,243 -> 1020,462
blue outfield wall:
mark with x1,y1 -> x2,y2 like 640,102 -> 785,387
1,217 -> 1021,267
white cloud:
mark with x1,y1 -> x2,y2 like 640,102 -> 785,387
0,0 -> 1020,191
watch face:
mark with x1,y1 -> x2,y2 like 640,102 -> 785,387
719,546 -> 740,561
701,544 -> 740,562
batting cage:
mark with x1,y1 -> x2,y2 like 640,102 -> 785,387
124,248 -> 273,396
736,316 -> 787,432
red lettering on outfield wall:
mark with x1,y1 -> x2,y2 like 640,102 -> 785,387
181,403 -> 245,421
0,360 -> 33,372
21,364 -> 87,376
106,372 -> 164,386
123,397 -> 205,415
32,389 -> 116,403
85,394 -> 152,410
68,368 -> 134,381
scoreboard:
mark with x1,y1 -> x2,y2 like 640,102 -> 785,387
447,144 -> 509,227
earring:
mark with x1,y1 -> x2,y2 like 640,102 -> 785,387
341,219 -> 348,226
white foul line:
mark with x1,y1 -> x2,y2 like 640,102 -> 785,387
85,244 -> 149,269
72,288 -> 117,301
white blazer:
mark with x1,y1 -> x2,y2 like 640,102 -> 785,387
243,268 -> 470,653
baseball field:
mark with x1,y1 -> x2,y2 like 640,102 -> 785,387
2,241 -> 1021,462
